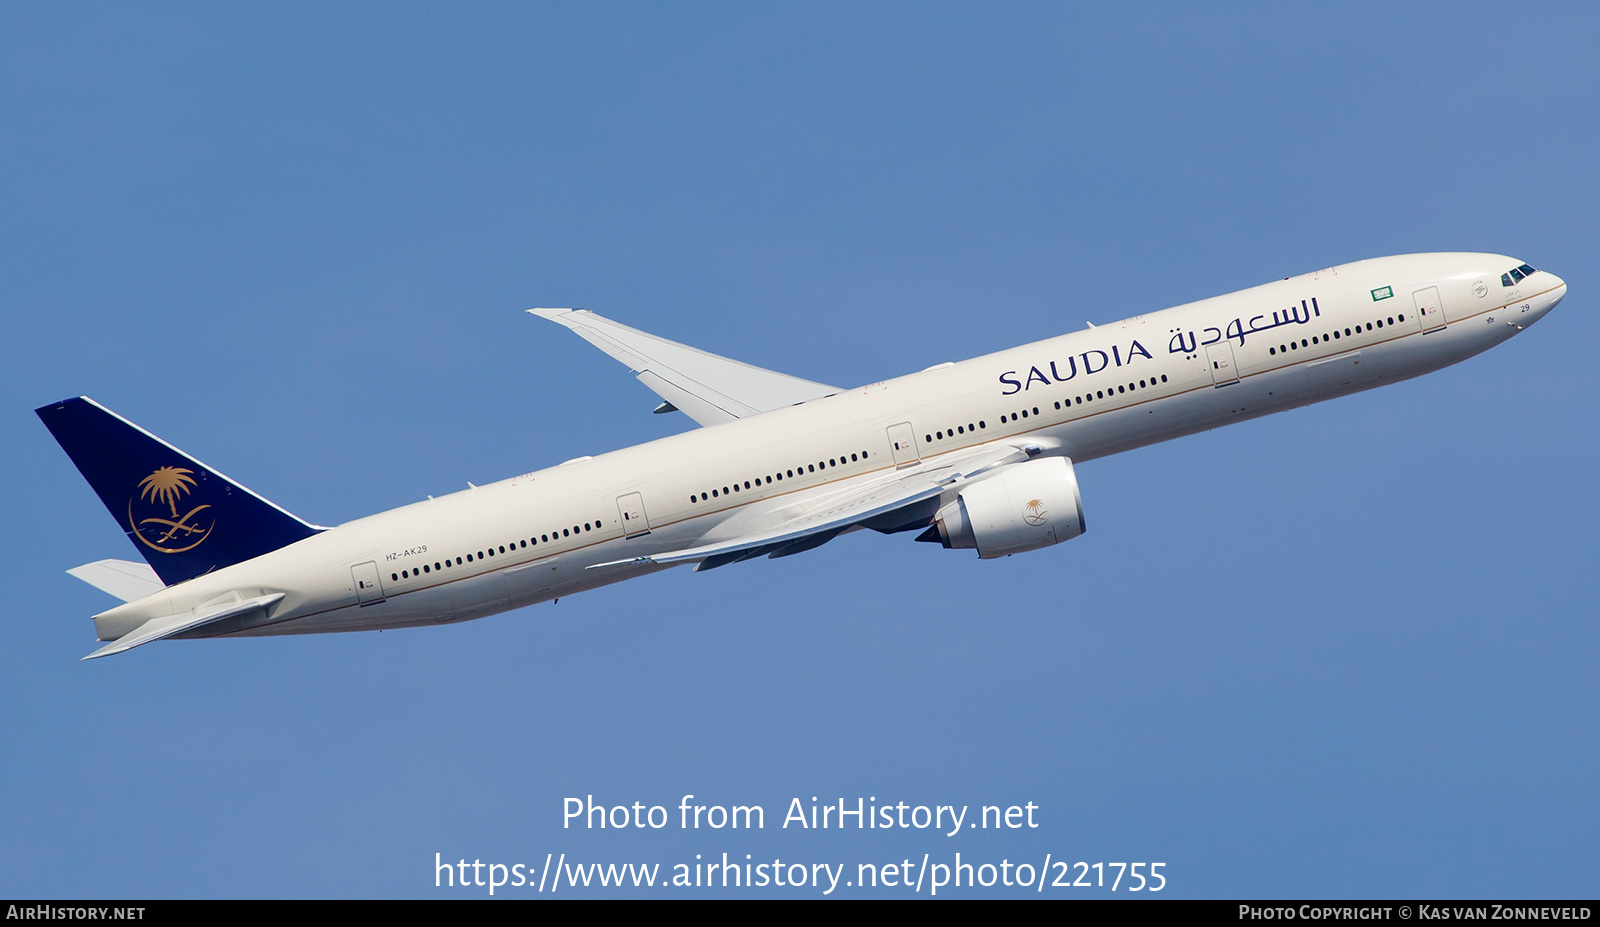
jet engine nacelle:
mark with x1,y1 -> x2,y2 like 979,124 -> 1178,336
923,456 -> 1086,558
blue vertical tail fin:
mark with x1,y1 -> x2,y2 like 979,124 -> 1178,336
36,397 -> 324,586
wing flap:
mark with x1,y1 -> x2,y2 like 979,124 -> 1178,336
83,592 -> 285,661
528,308 -> 839,426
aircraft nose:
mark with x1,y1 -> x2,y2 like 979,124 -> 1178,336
1502,268 -> 1565,330
1545,272 -> 1567,307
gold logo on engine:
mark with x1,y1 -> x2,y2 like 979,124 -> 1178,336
128,466 -> 214,553
1022,499 -> 1048,526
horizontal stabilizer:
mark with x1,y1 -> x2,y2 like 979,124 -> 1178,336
67,559 -> 164,602
83,592 -> 284,661
528,308 -> 839,426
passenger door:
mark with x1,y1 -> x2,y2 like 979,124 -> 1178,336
352,561 -> 385,605
1205,342 -> 1239,386
887,422 -> 921,468
1413,286 -> 1447,333
617,492 -> 651,538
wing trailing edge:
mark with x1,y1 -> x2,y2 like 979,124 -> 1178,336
589,442 -> 1037,572
528,308 -> 839,426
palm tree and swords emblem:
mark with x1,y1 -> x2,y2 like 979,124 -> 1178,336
127,466 -> 214,553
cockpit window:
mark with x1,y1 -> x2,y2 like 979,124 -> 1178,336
1503,264 -> 1538,286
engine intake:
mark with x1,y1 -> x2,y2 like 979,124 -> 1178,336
918,456 -> 1086,558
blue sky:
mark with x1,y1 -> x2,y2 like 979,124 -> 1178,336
3,3 -> 1597,898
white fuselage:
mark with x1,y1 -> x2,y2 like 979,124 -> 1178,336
88,253 -> 1566,643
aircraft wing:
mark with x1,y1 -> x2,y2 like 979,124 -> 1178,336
528,308 -> 840,426
589,441 -> 1037,571
83,592 -> 285,661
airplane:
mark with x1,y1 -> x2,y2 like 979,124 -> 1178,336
37,252 -> 1565,660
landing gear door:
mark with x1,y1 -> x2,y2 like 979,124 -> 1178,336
1205,342 -> 1240,386
887,422 -> 921,469
1414,286 -> 1447,332
617,492 -> 651,538
352,561 -> 385,605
